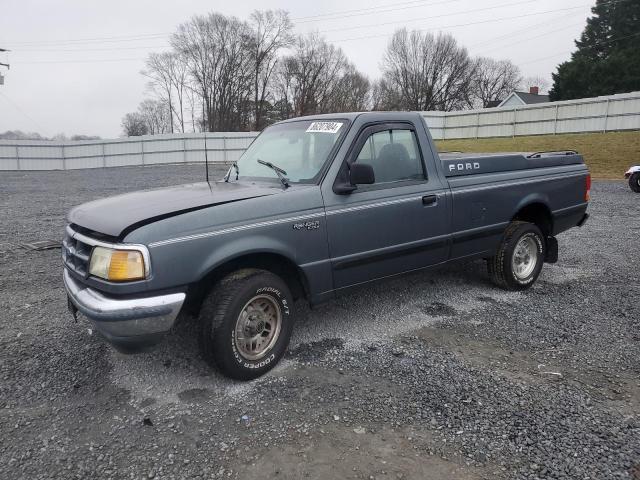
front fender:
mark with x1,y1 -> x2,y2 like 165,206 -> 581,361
196,234 -> 298,281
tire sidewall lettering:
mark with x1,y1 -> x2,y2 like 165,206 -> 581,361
255,287 -> 290,315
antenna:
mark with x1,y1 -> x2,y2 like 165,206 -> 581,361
204,132 -> 209,183
202,101 -> 210,184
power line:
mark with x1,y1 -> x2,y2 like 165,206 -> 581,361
476,20 -> 586,56
2,1 -> 459,47
294,0 -> 433,21
294,0 -> 463,23
9,4 -> 589,63
6,0 -> 630,63
2,0 -> 628,49
519,30 -> 640,66
16,28 -> 636,68
5,32 -> 168,48
328,3 -> 598,42
3,2 -> 460,46
470,11 -> 577,50
13,57 -> 146,65
6,2 -> 591,55
13,44 -> 170,53
0,91 -> 48,135
317,0 -> 540,34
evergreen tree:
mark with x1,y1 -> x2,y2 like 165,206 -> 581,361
549,0 -> 640,101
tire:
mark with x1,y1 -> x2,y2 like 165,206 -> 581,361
487,221 -> 546,291
199,269 -> 294,380
629,172 -> 640,193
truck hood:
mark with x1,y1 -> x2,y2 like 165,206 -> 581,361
67,181 -> 281,238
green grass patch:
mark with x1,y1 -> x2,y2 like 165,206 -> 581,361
436,131 -> 640,180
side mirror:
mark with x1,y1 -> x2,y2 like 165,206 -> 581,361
350,163 -> 375,185
334,163 -> 376,194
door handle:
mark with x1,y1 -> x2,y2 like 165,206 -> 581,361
422,195 -> 438,206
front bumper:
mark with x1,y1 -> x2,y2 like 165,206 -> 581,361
63,269 -> 185,352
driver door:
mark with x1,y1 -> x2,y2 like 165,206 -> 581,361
322,122 -> 450,290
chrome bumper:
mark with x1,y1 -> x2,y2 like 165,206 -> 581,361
63,269 -> 185,346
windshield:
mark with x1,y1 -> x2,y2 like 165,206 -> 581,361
232,120 -> 346,184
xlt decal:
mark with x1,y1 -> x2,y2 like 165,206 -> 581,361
449,162 -> 480,172
293,220 -> 320,231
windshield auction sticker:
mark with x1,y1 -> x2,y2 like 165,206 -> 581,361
306,121 -> 343,134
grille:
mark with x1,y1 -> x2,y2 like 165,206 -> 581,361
62,227 -> 92,277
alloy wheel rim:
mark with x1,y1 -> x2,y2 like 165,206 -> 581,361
512,235 -> 538,280
234,295 -> 282,361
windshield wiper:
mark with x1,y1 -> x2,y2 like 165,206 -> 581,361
257,159 -> 290,188
224,162 -> 239,182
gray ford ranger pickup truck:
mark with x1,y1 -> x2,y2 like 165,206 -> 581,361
63,112 -> 590,380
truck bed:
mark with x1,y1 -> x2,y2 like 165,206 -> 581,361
439,151 -> 584,177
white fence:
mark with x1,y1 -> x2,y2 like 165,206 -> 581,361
0,132 -> 258,171
1,91 -> 639,171
423,91 -> 640,140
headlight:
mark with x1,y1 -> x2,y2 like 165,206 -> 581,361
89,246 -> 147,282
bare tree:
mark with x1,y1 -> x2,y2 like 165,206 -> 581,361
521,75 -> 550,94
276,33 -> 353,117
143,53 -> 173,133
247,10 -> 294,130
70,134 -> 101,140
144,52 -> 190,133
121,112 -> 148,137
0,130 -> 45,140
371,78 -> 401,110
171,13 -> 254,132
138,99 -> 171,135
184,82 -> 201,132
327,67 -> 371,112
379,29 -> 477,111
472,57 -> 522,108
127,10 -> 543,132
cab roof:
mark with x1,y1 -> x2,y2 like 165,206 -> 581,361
276,111 -> 424,124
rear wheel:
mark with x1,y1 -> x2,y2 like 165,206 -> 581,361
629,172 -> 640,193
199,269 -> 294,380
488,221 -> 545,291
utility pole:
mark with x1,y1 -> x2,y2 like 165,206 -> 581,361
0,48 -> 10,86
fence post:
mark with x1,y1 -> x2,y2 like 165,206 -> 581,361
475,112 -> 480,139
102,142 -> 106,168
15,145 -> 20,171
61,143 -> 66,171
603,98 -> 610,133
512,108 -> 517,138
141,137 -> 145,166
183,137 -> 187,163
442,115 -> 447,141
223,136 -> 228,164
554,104 -> 559,135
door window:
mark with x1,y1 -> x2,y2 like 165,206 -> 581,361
354,129 -> 425,184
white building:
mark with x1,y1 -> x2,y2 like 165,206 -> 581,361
498,87 -> 550,108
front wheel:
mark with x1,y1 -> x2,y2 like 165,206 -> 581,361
629,172 -> 640,193
199,269 -> 294,380
487,221 -> 546,291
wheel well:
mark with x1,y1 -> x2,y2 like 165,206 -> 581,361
512,203 -> 553,237
184,253 -> 309,317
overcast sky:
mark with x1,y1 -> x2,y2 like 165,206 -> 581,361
0,0 -> 593,138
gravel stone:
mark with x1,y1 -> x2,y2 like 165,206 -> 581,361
0,166 -> 638,479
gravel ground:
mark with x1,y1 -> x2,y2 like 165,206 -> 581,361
0,165 -> 638,480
